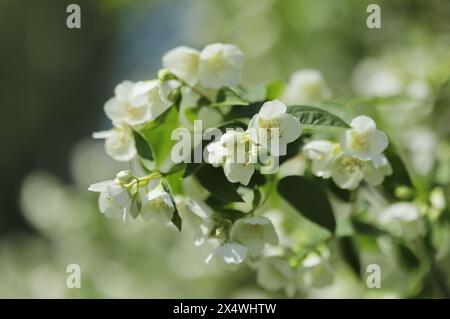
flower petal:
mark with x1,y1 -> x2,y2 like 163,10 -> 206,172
277,113 -> 301,144
223,160 -> 254,185
351,115 -> 376,132
259,100 -> 286,119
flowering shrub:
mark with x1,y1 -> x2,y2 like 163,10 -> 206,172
88,42 -> 449,296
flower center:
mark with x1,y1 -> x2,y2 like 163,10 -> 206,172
305,82 -> 320,98
258,118 -> 281,138
127,104 -> 142,117
341,156 -> 363,173
153,196 -> 168,209
350,130 -> 369,151
207,51 -> 224,70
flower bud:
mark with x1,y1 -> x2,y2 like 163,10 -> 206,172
115,170 -> 135,184
394,186 -> 415,200
158,68 -> 177,82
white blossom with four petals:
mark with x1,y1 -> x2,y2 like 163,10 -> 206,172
162,46 -> 200,86
104,80 -> 170,126
248,100 -> 301,156
93,124 -> 136,162
340,115 -> 388,161
177,197 -> 213,246
303,140 -> 337,178
205,242 -> 248,271
207,130 -> 258,185
230,216 -> 279,257
254,257 -> 296,297
330,153 -> 392,190
199,43 -> 244,89
141,188 -> 175,224
88,179 -> 131,223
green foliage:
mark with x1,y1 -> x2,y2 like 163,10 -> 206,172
338,236 -> 361,277
214,86 -> 249,107
195,165 -> 243,202
265,80 -> 286,100
132,129 -> 154,162
277,176 -> 336,233
287,105 -> 350,131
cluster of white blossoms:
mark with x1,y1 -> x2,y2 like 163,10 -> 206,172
93,80 -> 172,162
92,43 -> 245,163
205,216 -> 279,270
87,42 -> 412,297
88,43 -> 288,274
163,43 -> 244,89
303,115 -> 392,190
207,99 -> 301,185
88,170 -> 176,224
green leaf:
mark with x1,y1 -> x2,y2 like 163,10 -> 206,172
213,208 -> 246,222
383,147 -> 413,197
252,188 -> 262,208
396,242 -> 420,271
183,162 -> 204,179
132,129 -> 154,161
266,80 -> 286,100
171,208 -> 182,231
129,192 -> 142,219
142,107 -> 179,168
338,236 -> 361,276
162,181 -> 182,231
314,177 -> 352,202
352,220 -> 387,237
195,165 -> 244,202
287,105 -> 350,131
224,101 -> 265,121
277,176 -> 336,233
214,87 -> 249,107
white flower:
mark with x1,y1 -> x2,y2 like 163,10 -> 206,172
301,251 -> 334,288
282,69 -> 331,105
104,80 -> 170,126
141,188 -> 175,224
331,153 -> 391,190
378,202 -> 425,240
162,46 -> 200,86
340,115 -> 388,160
104,81 -> 151,126
131,80 -> 171,121
206,130 -> 258,185
177,198 -> 213,246
93,124 -> 136,162
362,154 -> 393,185
199,43 -> 244,89
230,217 -> 278,257
352,62 -> 403,98
303,140 -> 337,178
88,180 -> 131,222
255,257 -> 296,297
205,242 -> 247,271
248,100 -> 301,156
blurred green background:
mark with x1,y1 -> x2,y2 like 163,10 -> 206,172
1,0 -> 449,298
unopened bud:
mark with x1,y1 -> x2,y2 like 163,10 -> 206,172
158,68 -> 177,82
394,186 -> 415,200
115,170 -> 135,184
